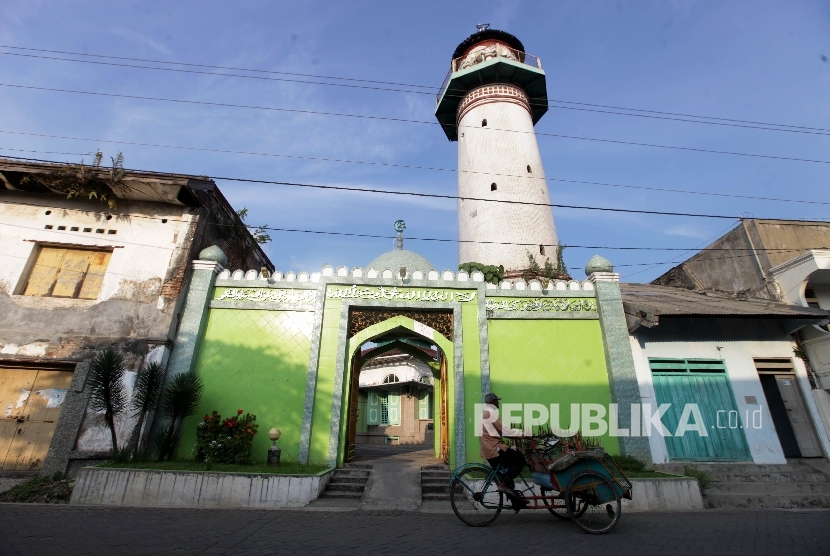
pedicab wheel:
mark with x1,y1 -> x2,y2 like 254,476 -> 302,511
540,488 -> 588,520
450,464 -> 504,527
565,471 -> 622,535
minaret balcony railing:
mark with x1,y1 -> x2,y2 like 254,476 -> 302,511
436,48 -> 542,104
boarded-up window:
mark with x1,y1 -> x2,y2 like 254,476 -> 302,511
23,247 -> 112,299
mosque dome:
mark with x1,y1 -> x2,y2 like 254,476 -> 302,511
367,249 -> 436,273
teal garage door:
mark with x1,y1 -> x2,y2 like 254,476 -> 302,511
650,359 -> 751,462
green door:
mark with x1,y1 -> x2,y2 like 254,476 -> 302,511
650,359 -> 751,462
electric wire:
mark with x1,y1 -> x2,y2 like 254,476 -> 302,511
2,82 -> 829,166
2,46 -> 828,136
2,217 -> 828,267
4,195 -> 830,282
4,153 -> 830,223
2,136 -> 826,207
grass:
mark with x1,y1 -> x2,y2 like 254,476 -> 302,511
98,460 -> 331,475
0,472 -> 74,503
683,465 -> 714,490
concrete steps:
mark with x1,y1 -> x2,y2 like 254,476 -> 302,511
319,464 -> 372,499
689,460 -> 830,509
421,465 -> 452,501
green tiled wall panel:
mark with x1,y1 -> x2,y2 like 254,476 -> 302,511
487,319 -> 620,457
181,308 -> 314,463
461,304 -> 482,465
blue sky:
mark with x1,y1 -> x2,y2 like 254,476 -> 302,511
1,1 -> 828,281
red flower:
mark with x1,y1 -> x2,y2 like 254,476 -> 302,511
237,409 -> 243,414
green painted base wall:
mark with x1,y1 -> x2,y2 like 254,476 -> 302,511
180,309 -> 313,463
487,319 -> 620,458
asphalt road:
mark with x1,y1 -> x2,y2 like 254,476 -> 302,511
1,505 -> 828,555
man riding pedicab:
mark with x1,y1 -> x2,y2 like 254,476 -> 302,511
479,392 -> 527,511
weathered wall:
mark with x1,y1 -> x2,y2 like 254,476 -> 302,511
653,220 -> 830,299
487,319 -> 620,456
653,223 -> 761,294
0,184 -> 274,472
630,317 -> 830,464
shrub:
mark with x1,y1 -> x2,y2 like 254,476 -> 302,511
684,465 -> 713,491
0,472 -> 73,504
194,409 -> 260,465
612,455 -> 648,473
458,262 -> 504,285
152,369 -> 203,461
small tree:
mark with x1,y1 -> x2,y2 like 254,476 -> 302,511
87,348 -> 128,453
21,151 -> 126,209
526,251 -> 541,274
236,207 -> 271,245
153,370 -> 204,461
555,244 -> 568,276
128,361 -> 166,454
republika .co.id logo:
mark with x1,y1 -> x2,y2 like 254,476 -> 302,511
474,403 -> 764,437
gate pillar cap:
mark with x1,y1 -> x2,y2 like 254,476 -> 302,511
199,245 -> 228,267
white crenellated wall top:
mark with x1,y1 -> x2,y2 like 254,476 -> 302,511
215,264 -> 597,291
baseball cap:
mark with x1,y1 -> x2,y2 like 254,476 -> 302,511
484,392 -> 502,404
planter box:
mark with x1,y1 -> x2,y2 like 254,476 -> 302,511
622,478 -> 704,511
69,467 -> 333,508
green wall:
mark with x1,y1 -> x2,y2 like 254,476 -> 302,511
181,308 -> 314,463
486,319 -> 620,457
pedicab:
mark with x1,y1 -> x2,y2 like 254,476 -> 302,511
449,431 -> 632,534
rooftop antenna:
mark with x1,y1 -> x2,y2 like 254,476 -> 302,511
394,220 -> 406,250
476,23 -> 490,32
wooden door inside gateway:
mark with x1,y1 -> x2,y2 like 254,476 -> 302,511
345,351 -> 362,462
0,365 -> 73,471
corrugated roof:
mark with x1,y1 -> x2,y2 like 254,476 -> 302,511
621,283 -> 830,319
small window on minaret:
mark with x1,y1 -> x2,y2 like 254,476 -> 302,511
482,119 -> 487,127
540,245 -> 546,256
491,183 -> 497,191
527,165 -> 532,173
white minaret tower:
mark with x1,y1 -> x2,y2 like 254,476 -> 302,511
436,26 -> 557,273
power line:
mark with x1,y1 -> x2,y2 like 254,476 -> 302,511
3,45 -> 829,136
2,134 -> 826,206
0,45 -> 439,90
0,146 -> 93,157
5,152 -> 830,222
3,82 -> 830,166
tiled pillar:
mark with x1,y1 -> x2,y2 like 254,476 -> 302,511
165,257 -> 224,379
590,270 -> 652,462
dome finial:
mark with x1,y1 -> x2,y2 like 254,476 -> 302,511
394,220 -> 406,250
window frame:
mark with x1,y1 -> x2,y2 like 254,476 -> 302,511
17,243 -> 114,300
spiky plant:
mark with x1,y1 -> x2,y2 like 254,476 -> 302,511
153,370 -> 204,461
128,361 -> 166,454
87,348 -> 127,453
